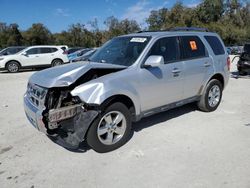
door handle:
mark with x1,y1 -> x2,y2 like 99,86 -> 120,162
35,56 -> 39,57
204,62 -> 211,67
172,68 -> 181,74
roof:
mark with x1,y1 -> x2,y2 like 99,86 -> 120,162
26,45 -> 62,48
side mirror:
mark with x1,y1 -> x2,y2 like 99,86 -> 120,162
144,55 -> 164,68
22,52 -> 28,56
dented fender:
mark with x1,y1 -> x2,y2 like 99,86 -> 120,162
71,81 -> 141,116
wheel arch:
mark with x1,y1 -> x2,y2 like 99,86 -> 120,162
199,73 -> 225,96
5,60 -> 22,69
100,94 -> 137,121
209,73 -> 224,89
51,58 -> 63,64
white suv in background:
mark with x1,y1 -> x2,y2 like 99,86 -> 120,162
0,46 -> 69,73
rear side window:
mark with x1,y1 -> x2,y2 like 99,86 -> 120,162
204,36 -> 225,55
40,48 -> 52,54
148,37 -> 179,63
181,36 -> 207,60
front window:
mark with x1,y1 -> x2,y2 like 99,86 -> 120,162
89,36 -> 150,66
148,37 -> 180,64
26,48 -> 39,55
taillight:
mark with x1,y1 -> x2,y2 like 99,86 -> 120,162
227,57 -> 230,71
63,51 -> 68,55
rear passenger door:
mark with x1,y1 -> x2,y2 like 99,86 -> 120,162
37,47 -> 54,65
180,35 -> 213,99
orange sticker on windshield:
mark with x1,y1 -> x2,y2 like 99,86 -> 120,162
190,41 -> 197,50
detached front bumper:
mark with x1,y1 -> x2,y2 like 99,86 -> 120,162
23,93 -> 47,134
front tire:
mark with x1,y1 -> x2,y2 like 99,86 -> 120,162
198,79 -> 223,112
6,61 -> 20,73
87,102 -> 132,153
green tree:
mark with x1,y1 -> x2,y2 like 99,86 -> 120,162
7,24 -> 23,46
196,0 -> 224,23
104,16 -> 140,39
23,23 -> 53,45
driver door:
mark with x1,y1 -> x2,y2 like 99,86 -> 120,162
136,36 -> 184,112
20,48 -> 40,67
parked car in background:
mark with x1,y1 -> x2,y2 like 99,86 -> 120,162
71,49 -> 97,62
0,46 -> 26,56
231,46 -> 243,55
226,47 -> 232,54
64,47 -> 84,55
237,43 -> 250,75
67,48 -> 92,61
0,45 -> 69,73
24,28 -> 230,152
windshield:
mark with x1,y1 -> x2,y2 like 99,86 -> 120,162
0,48 -> 7,55
17,47 -> 29,54
89,36 -> 150,66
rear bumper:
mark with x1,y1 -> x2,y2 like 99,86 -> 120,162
23,93 -> 47,134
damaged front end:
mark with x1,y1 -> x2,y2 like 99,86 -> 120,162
24,84 -> 99,149
44,89 -> 99,149
24,62 -> 126,149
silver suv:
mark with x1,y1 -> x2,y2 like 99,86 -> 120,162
24,28 -> 230,152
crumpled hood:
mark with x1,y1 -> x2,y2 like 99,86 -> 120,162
29,61 -> 126,88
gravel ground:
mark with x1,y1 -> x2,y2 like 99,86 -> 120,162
0,61 -> 250,188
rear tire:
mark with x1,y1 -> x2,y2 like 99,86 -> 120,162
6,61 -> 20,73
51,59 -> 63,67
87,102 -> 132,153
239,70 -> 246,76
197,79 -> 222,112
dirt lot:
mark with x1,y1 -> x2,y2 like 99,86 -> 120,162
0,62 -> 250,188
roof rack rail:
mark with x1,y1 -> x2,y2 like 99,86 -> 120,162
137,30 -> 159,33
137,27 -> 209,33
169,27 -> 209,32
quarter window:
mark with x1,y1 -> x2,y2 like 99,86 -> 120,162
51,48 -> 58,53
148,37 -> 179,64
181,36 -> 207,59
204,36 -> 225,55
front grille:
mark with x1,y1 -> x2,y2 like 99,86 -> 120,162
27,83 -> 48,109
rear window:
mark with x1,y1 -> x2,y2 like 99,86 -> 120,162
181,36 -> 207,60
204,36 -> 225,55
